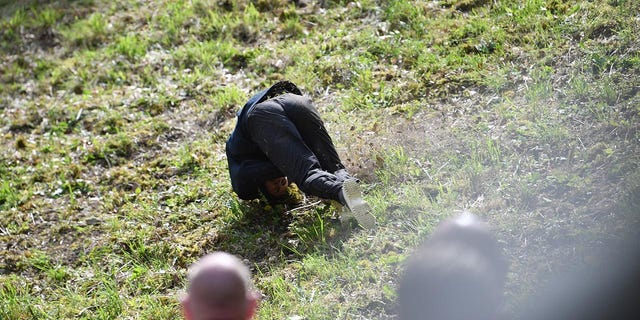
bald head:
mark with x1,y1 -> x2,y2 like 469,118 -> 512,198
182,252 -> 257,320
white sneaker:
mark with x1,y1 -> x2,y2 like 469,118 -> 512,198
340,179 -> 376,229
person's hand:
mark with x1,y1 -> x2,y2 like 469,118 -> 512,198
264,176 -> 289,197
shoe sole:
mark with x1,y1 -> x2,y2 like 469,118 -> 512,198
342,179 -> 376,229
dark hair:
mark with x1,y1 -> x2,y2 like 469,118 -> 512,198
258,183 -> 288,204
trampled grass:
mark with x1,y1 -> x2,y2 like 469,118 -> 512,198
1,0 -> 639,319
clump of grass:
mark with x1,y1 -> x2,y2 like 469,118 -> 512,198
85,132 -> 136,166
154,1 -> 195,45
61,12 -> 109,48
0,275 -> 49,319
383,0 -> 428,37
109,34 -> 147,60
209,85 -> 246,110
233,3 -> 262,43
0,180 -> 20,210
32,7 -> 61,29
174,39 -> 254,71
280,4 -> 304,38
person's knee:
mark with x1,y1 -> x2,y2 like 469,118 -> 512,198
246,102 -> 276,124
279,93 -> 314,112
245,104 -> 281,142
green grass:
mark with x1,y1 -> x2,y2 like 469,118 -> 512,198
1,0 -> 639,318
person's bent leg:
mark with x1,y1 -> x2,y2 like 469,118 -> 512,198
245,100 -> 342,201
275,94 -> 346,174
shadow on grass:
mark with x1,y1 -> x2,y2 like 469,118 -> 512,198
213,196 -> 359,271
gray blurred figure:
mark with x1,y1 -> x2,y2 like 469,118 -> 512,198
181,252 -> 259,320
398,213 -> 508,320
519,232 -> 640,320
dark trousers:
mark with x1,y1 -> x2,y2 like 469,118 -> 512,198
245,93 -> 346,201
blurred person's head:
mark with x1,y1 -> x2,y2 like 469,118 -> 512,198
181,252 -> 258,320
398,213 -> 507,320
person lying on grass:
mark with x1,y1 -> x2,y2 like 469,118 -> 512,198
398,213 -> 508,320
181,252 -> 259,320
225,80 -> 374,228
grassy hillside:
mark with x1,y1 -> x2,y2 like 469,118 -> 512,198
1,0 -> 639,319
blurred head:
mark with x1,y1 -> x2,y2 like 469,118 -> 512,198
429,214 -> 505,266
263,176 -> 289,198
182,252 -> 258,320
398,213 -> 507,320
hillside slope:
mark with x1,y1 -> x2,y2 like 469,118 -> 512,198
1,0 -> 639,319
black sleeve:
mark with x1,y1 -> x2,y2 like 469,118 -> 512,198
227,154 -> 284,200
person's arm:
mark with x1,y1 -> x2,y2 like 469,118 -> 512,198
228,156 -> 284,200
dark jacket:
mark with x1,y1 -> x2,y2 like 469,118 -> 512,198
225,81 -> 302,199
